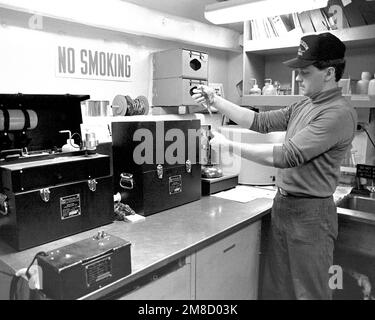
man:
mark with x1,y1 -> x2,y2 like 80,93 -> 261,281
192,32 -> 357,300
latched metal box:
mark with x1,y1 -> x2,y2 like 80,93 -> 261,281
0,154 -> 114,251
0,94 -> 114,251
152,78 -> 208,106
37,233 -> 131,300
111,117 -> 201,216
153,48 -> 208,80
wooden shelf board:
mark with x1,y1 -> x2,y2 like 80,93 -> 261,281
241,94 -> 375,108
241,95 -> 304,106
345,95 -> 375,108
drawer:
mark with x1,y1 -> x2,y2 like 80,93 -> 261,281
153,49 -> 208,80
152,78 -> 208,106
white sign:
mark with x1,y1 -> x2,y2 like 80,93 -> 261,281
56,45 -> 132,82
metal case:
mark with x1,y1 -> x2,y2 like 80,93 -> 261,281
111,117 -> 201,216
0,94 -> 114,251
37,233 -> 131,300
152,78 -> 208,106
0,154 -> 113,251
153,48 -> 208,80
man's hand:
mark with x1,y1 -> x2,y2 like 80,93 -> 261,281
209,130 -> 230,150
191,85 -> 216,113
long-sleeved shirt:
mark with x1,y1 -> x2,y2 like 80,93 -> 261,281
250,87 -> 357,197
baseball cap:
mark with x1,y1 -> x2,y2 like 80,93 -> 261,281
283,32 -> 346,68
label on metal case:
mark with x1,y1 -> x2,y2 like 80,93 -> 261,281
60,194 -> 81,220
169,175 -> 182,195
85,255 -> 112,287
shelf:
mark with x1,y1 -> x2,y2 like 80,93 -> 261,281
346,95 -> 375,108
241,95 -> 304,106
244,24 -> 375,55
241,94 -> 375,108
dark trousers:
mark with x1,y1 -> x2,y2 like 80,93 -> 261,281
261,192 -> 338,300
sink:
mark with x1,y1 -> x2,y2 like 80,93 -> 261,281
336,194 -> 375,258
338,195 -> 375,213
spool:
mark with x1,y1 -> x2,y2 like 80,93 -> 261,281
135,96 -> 150,115
112,95 -> 128,116
0,109 -> 38,131
112,95 -> 149,116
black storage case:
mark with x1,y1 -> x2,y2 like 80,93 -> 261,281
0,94 -> 114,251
37,233 -> 131,300
112,117 -> 201,216
201,174 -> 239,196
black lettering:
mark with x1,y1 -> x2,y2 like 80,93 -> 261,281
67,47 -> 75,74
117,55 -> 124,78
89,50 -> 98,75
114,53 -> 117,77
125,54 -> 131,78
107,53 -> 114,76
80,49 -> 88,75
99,52 -> 106,76
58,46 -> 67,73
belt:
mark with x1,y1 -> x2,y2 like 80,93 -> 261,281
277,187 -> 331,199
278,187 -> 291,197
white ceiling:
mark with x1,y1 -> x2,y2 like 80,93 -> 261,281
121,0 -> 243,32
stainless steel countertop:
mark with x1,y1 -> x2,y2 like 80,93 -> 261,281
1,185 -> 373,300
0,196 -> 273,299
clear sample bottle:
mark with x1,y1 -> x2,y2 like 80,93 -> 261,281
249,78 -> 261,95
262,78 -> 276,95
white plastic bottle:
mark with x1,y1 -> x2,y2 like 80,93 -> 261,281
60,130 -> 80,152
368,73 -> 375,96
356,71 -> 371,94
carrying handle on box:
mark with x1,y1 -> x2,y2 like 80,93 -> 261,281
0,193 -> 9,216
0,149 -> 22,161
120,173 -> 134,190
188,50 -> 205,59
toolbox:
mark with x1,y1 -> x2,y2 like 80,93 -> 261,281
0,94 -> 114,251
111,116 -> 201,216
37,232 -> 131,300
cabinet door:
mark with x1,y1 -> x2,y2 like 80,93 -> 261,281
195,221 -> 261,300
119,257 -> 192,300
